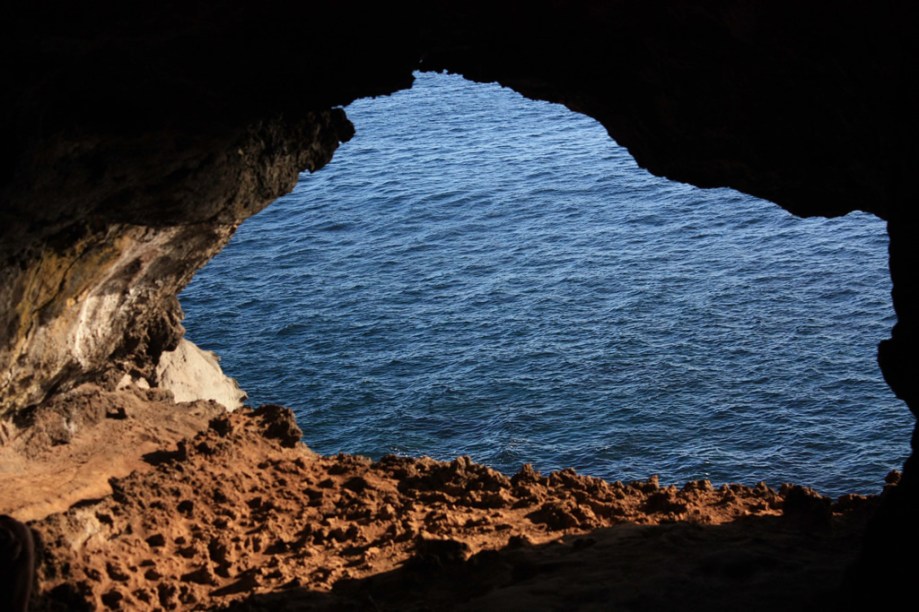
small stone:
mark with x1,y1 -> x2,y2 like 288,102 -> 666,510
379,504 -> 396,519
105,406 -> 128,420
106,562 -> 130,582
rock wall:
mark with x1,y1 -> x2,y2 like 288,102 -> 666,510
0,113 -> 353,413
2,0 -> 917,598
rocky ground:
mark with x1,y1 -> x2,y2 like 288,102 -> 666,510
0,387 -> 887,610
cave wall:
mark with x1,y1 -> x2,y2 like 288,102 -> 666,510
2,0 -> 418,412
4,1 -> 916,413
0,114 -> 353,411
2,0 -> 918,595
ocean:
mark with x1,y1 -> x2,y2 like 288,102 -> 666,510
180,71 -> 912,497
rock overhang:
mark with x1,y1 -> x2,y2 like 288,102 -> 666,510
2,0 -> 918,600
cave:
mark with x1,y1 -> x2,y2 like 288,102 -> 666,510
2,1 -> 918,609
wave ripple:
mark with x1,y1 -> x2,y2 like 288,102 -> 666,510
181,72 -> 911,496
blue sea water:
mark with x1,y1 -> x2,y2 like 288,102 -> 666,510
181,71 -> 913,497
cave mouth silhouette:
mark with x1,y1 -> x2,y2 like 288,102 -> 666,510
4,5 -> 918,607
180,71 -> 910,497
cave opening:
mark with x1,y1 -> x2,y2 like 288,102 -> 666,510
180,72 -> 909,496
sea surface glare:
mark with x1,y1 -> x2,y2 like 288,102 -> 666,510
181,71 -> 912,497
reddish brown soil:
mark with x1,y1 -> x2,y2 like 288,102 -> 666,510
8,397 -> 881,611
0,384 -> 224,523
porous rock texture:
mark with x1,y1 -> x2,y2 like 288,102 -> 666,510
2,0 -> 918,606
32,406 -> 877,611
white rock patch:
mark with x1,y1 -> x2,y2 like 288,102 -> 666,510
156,339 -> 246,411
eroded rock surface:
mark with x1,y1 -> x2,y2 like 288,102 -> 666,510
2,0 -> 918,604
0,112 -> 353,413
0,384 -> 224,522
31,406 -> 876,611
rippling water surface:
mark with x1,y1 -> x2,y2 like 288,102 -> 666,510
182,72 -> 912,496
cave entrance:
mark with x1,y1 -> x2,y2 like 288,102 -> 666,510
180,72 -> 909,496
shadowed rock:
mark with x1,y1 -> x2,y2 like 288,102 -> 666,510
2,0 -> 918,603
0,515 -> 35,612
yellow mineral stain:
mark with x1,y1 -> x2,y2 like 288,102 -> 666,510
9,229 -> 134,365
